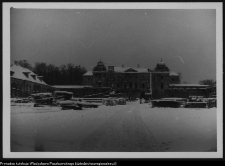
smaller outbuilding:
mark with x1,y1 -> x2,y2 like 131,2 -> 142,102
167,84 -> 212,98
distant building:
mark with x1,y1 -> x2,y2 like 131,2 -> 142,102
83,59 -> 180,99
10,62 -> 55,98
166,84 -> 211,98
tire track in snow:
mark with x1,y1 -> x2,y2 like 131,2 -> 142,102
79,104 -> 161,152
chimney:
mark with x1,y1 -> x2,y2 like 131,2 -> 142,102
14,61 -> 18,66
137,64 -> 140,68
122,64 -> 124,68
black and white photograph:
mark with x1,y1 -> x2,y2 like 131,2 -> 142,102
3,3 -> 223,158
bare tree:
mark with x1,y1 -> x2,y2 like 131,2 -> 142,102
17,60 -> 33,70
199,79 -> 215,86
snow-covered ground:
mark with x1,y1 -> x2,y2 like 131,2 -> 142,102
10,101 -> 217,152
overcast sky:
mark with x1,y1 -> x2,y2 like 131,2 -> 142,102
10,8 -> 216,83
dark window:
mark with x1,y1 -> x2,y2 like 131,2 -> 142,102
124,84 -> 126,89
129,82 -> 132,88
130,76 -> 132,79
142,83 -> 145,89
117,83 -> 120,88
10,71 -> 14,76
135,83 -> 137,89
23,72 -> 29,78
161,83 -> 164,89
172,78 -> 174,81
161,75 -> 163,80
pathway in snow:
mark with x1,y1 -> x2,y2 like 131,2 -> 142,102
78,103 -> 161,152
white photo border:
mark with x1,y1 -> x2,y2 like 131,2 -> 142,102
3,2 -> 223,159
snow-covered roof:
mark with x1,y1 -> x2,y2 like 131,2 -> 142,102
10,65 -> 48,85
83,71 -> 93,76
169,84 -> 209,87
53,85 -> 93,89
114,67 -> 149,73
169,72 -> 179,76
54,91 -> 73,94
31,93 -> 52,96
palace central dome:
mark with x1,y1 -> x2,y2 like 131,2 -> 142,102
93,60 -> 107,72
154,59 -> 169,72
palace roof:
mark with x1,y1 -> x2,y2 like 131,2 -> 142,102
169,84 -> 209,87
114,67 -> 149,73
53,85 -> 92,89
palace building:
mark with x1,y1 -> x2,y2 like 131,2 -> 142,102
83,59 -> 181,99
10,60 -> 213,99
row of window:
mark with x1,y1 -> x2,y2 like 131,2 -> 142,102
115,83 -> 149,89
152,76 -> 178,81
117,75 -> 147,79
93,74 -> 148,80
152,83 -> 164,90
94,75 -> 178,80
96,81 -> 150,89
11,81 -> 52,94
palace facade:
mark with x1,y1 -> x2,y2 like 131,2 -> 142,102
83,59 -> 181,99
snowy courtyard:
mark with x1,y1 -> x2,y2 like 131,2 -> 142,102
10,101 -> 217,152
